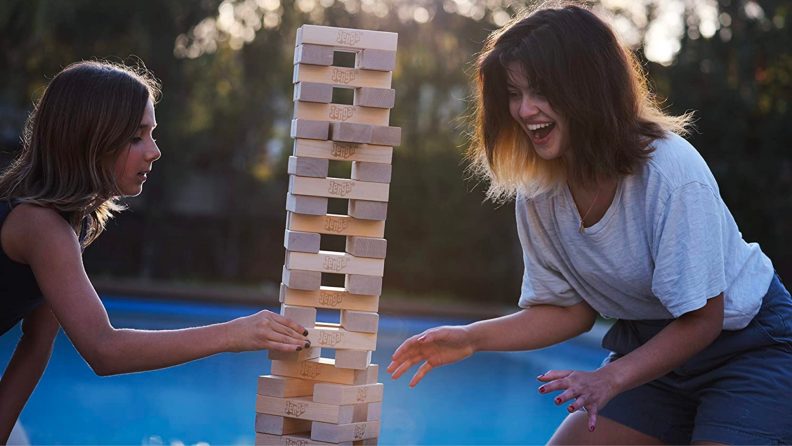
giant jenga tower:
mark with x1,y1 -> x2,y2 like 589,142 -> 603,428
253,24 -> 399,445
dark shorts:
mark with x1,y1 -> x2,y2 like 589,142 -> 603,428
598,273 -> 792,445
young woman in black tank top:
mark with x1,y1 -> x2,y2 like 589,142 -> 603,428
0,61 -> 310,442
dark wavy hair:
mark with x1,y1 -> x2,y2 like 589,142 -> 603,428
467,2 -> 694,201
0,60 -> 161,246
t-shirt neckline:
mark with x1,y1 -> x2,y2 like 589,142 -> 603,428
562,176 -> 624,236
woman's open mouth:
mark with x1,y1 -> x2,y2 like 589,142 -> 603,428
527,122 -> 555,144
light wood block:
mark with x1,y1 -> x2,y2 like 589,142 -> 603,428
351,162 -> 392,184
340,310 -> 379,334
294,102 -> 390,126
280,284 -> 380,312
353,88 -> 395,109
286,193 -> 328,216
286,251 -> 385,277
329,122 -> 372,144
313,383 -> 383,406
255,395 -> 354,424
307,323 -> 377,351
297,25 -> 398,51
295,44 -> 335,66
288,156 -> 330,178
366,402 -> 382,421
369,126 -> 401,146
345,275 -> 383,296
268,346 -> 321,362
288,213 -> 386,238
293,139 -> 393,164
294,64 -> 392,89
255,433 -> 352,446
290,177 -> 390,202
291,119 -> 330,140
282,266 -> 322,291
285,229 -> 321,253
257,375 -> 317,398
356,49 -> 396,72
272,358 -> 378,385
295,82 -> 334,103
312,421 -> 381,443
255,413 -> 312,435
334,350 -> 373,370
355,438 -> 378,446
281,303 -> 318,329
345,236 -> 387,259
347,200 -> 388,221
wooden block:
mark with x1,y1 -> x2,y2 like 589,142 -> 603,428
293,139 -> 393,164
272,358 -> 378,385
351,162 -> 391,184
369,126 -> 401,146
347,200 -> 388,221
345,236 -> 387,259
366,402 -> 382,421
282,266 -> 322,291
334,350 -> 373,370
297,25 -> 397,51
285,229 -> 321,253
257,375 -> 317,398
286,193 -> 328,216
268,346 -> 321,362
256,395 -> 354,424
345,275 -> 382,296
353,88 -> 395,109
307,323 -> 377,351
288,213 -> 385,238
288,156 -> 330,178
295,82 -> 334,103
340,310 -> 379,334
281,303 -> 317,329
291,119 -> 330,140
311,421 -> 381,443
290,177 -> 390,202
329,122 -> 372,144
280,284 -> 380,312
354,438 -> 378,446
294,44 -> 335,66
294,65 -> 392,89
255,413 -> 312,435
294,102 -> 390,126
356,49 -> 396,72
313,383 -> 383,406
286,250 -> 385,277
255,432 -> 351,446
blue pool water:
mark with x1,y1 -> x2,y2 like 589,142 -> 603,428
0,296 -> 607,445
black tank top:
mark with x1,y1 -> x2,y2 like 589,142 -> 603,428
0,201 -> 86,337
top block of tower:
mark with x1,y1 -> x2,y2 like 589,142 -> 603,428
297,25 -> 398,52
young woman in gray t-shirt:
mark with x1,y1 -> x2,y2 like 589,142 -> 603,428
387,5 -> 792,445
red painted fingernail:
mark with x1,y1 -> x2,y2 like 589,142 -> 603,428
538,386 -> 545,393
555,398 -> 561,405
589,425 -> 595,432
568,406 -> 574,413
537,373 -> 545,378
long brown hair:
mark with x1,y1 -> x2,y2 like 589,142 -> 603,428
0,60 -> 160,247
467,2 -> 694,202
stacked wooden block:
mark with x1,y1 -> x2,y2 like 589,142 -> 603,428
254,24 -> 400,446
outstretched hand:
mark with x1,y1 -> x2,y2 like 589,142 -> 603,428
227,309 -> 309,353
386,326 -> 476,387
537,368 -> 619,432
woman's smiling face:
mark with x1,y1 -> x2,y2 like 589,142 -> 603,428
506,63 -> 570,161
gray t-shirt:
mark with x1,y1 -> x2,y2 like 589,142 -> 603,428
517,132 -> 774,330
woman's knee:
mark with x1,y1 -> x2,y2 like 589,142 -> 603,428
548,412 -> 666,445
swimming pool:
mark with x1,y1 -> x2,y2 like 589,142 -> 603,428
0,296 -> 607,445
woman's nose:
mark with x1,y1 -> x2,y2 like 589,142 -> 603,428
147,142 -> 161,162
519,96 -> 540,118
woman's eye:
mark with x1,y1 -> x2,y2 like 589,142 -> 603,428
132,137 -> 143,143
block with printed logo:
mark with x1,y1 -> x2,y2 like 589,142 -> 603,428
306,323 -> 377,351
268,346 -> 321,362
289,176 -> 390,202
280,284 -> 380,313
293,139 -> 393,164
255,413 -> 312,435
287,212 -> 386,239
254,432 -> 353,446
312,383 -> 384,405
294,64 -> 392,89
296,25 -> 398,52
334,350 -> 373,370
286,250 -> 385,277
340,310 -> 379,334
271,358 -> 378,386
257,375 -> 318,398
294,102 -> 390,127
255,396 -> 356,424
311,420 -> 381,443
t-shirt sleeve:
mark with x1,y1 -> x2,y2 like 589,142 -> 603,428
515,199 -> 583,309
651,182 -> 727,317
